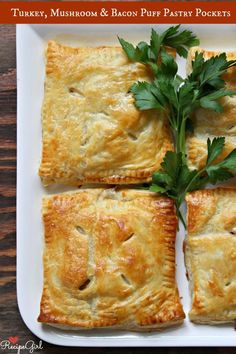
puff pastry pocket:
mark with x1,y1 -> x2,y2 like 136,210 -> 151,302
38,188 -> 185,330
186,47 -> 236,170
39,41 -> 173,186
185,188 -> 236,325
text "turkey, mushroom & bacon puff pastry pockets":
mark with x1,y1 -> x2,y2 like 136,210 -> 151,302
39,41 -> 173,186
186,48 -> 236,170
185,188 -> 236,324
38,188 -> 185,330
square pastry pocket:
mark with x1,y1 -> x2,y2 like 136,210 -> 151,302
38,188 -> 185,330
185,188 -> 236,324
39,41 -> 173,186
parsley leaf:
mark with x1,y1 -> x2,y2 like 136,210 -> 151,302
206,167 -> 234,185
130,81 -> 166,110
189,53 -> 236,88
217,149 -> 236,171
207,149 -> 236,172
161,25 -> 200,58
206,137 -> 225,166
118,25 -> 199,72
199,89 -> 236,112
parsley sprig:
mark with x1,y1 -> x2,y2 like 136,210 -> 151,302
151,138 -> 236,226
130,51 -> 236,162
120,26 -> 236,226
119,25 -> 199,74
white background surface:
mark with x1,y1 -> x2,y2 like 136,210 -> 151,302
17,24 -> 236,346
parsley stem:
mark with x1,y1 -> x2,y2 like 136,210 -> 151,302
175,200 -> 186,229
176,118 -> 186,163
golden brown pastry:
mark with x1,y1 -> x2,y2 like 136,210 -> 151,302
39,41 -> 173,186
186,47 -> 236,170
38,188 -> 185,330
185,188 -> 236,324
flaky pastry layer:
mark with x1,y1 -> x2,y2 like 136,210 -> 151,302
185,188 -> 236,324
39,41 -> 173,186
38,188 -> 184,330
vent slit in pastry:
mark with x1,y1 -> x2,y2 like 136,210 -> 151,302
120,273 -> 132,286
79,278 -> 91,291
225,282 -> 231,287
76,225 -> 86,235
127,132 -> 138,141
68,87 -> 84,99
124,233 -> 134,242
227,124 -> 236,131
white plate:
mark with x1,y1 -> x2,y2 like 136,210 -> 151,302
17,24 -> 236,347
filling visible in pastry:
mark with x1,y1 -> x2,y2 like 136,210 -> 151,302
186,48 -> 236,170
39,41 -> 173,186
38,188 -> 185,330
185,188 -> 236,324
